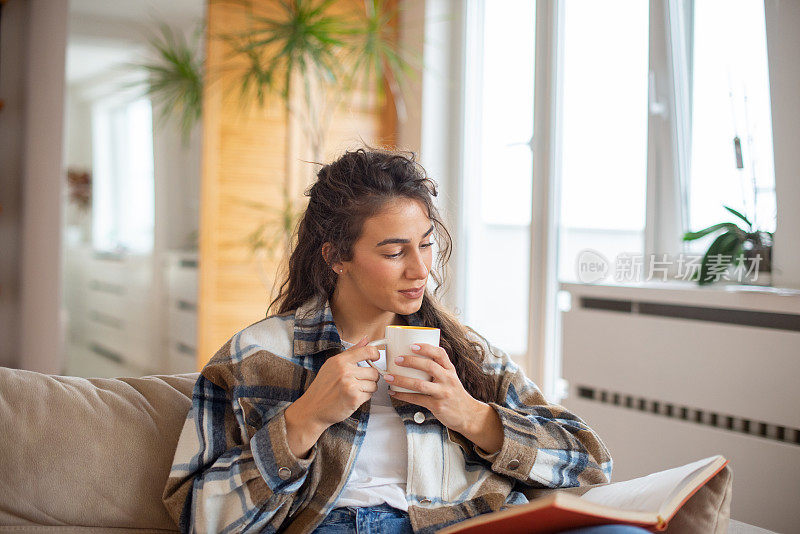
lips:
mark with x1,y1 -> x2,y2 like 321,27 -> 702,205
399,286 -> 425,298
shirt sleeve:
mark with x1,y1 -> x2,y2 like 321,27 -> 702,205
162,373 -> 318,533
451,336 -> 613,489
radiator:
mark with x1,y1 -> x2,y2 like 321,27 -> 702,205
559,282 -> 800,533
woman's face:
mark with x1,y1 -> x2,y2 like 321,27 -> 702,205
337,197 -> 434,316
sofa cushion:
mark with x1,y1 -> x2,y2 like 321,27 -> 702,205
663,463 -> 733,534
0,367 -> 198,531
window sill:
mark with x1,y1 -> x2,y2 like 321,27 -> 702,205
560,280 -> 800,315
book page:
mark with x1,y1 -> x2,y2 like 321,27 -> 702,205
579,456 -> 719,513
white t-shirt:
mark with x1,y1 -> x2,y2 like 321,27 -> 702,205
333,340 -> 409,511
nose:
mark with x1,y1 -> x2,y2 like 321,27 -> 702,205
405,248 -> 429,280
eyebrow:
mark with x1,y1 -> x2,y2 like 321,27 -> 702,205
375,224 -> 434,247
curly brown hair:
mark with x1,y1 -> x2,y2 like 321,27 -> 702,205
269,148 -> 495,403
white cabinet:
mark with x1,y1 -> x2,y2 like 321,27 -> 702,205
64,248 -> 198,377
65,247 -> 158,376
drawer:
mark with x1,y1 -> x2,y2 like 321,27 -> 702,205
167,266 -> 198,305
169,308 -> 197,348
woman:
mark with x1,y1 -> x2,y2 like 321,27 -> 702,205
163,149 -> 646,534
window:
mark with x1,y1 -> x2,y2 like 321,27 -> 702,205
459,0 -> 776,399
92,96 -> 155,253
557,0 -> 649,282
687,0 -> 776,239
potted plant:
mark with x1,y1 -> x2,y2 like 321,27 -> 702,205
682,205 -> 773,285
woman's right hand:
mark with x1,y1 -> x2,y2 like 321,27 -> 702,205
284,336 -> 380,458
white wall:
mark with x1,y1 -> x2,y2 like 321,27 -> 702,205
64,93 -> 93,170
765,0 -> 800,289
152,108 -> 203,252
19,0 -> 69,373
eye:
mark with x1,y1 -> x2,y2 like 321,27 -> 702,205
383,242 -> 433,259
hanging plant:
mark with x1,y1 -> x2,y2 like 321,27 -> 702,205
134,22 -> 205,143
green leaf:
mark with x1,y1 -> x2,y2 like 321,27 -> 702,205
698,232 -> 743,285
127,21 -> 204,144
683,222 -> 742,241
723,205 -> 752,229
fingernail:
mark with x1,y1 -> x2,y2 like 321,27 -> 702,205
384,374 -> 394,382
388,390 -> 396,396
410,344 -> 420,351
395,356 -> 404,363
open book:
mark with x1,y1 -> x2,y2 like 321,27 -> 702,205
438,455 -> 728,533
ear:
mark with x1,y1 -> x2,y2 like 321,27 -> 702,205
321,243 -> 343,274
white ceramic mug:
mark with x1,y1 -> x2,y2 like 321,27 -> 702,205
367,325 -> 441,393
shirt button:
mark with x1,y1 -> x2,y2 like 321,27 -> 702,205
507,459 -> 521,470
420,498 -> 432,505
278,467 -> 291,480
413,411 -> 425,424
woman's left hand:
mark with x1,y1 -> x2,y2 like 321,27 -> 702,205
386,343 -> 481,434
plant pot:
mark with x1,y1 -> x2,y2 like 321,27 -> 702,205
737,232 -> 772,285
744,232 -> 772,272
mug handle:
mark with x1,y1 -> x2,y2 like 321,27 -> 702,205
364,338 -> 388,376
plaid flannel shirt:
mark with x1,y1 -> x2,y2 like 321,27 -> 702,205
163,297 -> 613,533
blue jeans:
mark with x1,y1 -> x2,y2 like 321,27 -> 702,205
313,504 -> 412,534
312,504 -> 652,534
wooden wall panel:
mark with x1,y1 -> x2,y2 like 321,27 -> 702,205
198,0 -> 396,366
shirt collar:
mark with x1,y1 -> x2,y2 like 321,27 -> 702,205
293,296 -> 424,357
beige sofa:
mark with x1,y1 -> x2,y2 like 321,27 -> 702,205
0,366 -> 738,533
